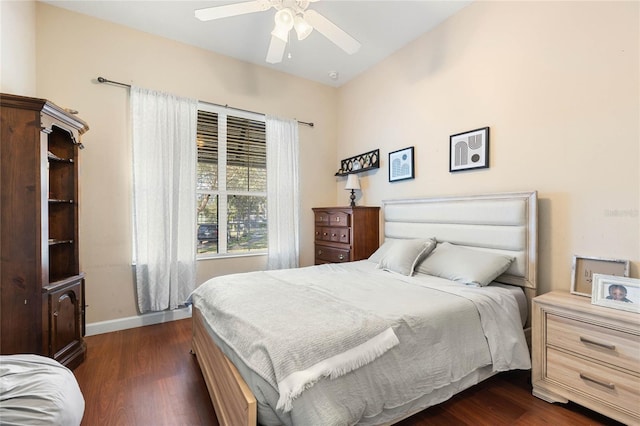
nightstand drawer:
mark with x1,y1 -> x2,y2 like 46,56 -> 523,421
547,313 -> 640,373
315,245 -> 350,263
546,347 -> 640,418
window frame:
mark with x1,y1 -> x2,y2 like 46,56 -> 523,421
196,102 -> 267,259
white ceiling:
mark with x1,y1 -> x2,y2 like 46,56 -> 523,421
41,0 -> 472,87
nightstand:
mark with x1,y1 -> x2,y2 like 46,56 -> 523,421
532,291 -> 640,425
312,206 -> 379,264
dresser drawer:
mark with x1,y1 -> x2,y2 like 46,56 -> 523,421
315,227 -> 350,244
315,211 -> 351,226
546,347 -> 640,418
329,212 -> 350,226
547,313 -> 640,373
314,211 -> 330,225
315,245 -> 350,263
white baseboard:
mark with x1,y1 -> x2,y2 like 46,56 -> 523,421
85,306 -> 192,336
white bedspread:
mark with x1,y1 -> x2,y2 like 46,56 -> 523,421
191,261 -> 531,425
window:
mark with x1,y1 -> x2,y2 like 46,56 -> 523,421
196,104 -> 267,257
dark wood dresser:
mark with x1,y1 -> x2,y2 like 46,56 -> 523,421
1,93 -> 88,369
312,206 -> 380,264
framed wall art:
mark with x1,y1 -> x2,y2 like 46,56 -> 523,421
570,255 -> 630,297
389,146 -> 414,182
591,274 -> 640,313
450,127 -> 489,172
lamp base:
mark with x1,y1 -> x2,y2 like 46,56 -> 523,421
349,189 -> 356,207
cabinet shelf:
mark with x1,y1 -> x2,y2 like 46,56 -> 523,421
48,239 -> 74,246
44,273 -> 84,292
48,151 -> 74,163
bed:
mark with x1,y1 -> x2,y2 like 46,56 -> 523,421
0,354 -> 85,426
190,191 -> 538,426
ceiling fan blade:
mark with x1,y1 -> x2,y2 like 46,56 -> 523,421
195,1 -> 270,21
304,9 -> 361,55
266,36 -> 286,63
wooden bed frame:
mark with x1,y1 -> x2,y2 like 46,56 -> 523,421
192,307 -> 256,426
192,191 -> 538,426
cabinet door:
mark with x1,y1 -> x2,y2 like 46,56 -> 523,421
47,278 -> 85,367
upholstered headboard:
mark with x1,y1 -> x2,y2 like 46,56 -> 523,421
382,191 -> 538,290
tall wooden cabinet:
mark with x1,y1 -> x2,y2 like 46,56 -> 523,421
1,93 -> 88,369
313,206 -> 380,264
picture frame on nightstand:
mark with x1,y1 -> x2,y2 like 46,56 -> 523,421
592,274 -> 640,313
570,255 -> 629,297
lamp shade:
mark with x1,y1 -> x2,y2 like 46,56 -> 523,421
345,174 -> 360,190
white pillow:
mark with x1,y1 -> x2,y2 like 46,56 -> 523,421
368,240 -> 394,263
376,238 -> 437,276
415,242 -> 514,286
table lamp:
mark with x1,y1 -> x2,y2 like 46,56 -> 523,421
344,174 -> 360,207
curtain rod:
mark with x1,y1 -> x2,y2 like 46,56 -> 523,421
96,76 -> 314,127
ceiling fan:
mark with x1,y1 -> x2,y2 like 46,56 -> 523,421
195,0 -> 361,64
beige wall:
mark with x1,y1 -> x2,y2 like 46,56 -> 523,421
23,1 -> 640,323
35,3 -> 338,323
1,0 -> 36,95
337,1 -> 640,295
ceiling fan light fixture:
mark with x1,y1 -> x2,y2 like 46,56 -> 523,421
271,24 -> 291,42
293,15 -> 313,40
271,7 -> 294,42
274,8 -> 294,30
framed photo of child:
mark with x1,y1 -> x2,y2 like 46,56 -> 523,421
591,274 -> 640,313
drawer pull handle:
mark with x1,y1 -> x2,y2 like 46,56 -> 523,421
579,336 -> 615,350
318,250 -> 323,255
579,373 -> 615,390
338,254 -> 344,260
335,217 -> 340,222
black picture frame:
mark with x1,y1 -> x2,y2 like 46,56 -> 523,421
449,127 -> 489,172
388,146 -> 414,182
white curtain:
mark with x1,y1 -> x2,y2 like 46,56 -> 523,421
131,86 -> 198,313
266,116 -> 300,270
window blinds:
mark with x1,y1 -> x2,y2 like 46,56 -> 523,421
197,111 -> 266,168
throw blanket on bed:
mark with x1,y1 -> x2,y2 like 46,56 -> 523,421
189,269 -> 400,412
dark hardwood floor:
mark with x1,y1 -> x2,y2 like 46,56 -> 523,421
73,319 -> 622,426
